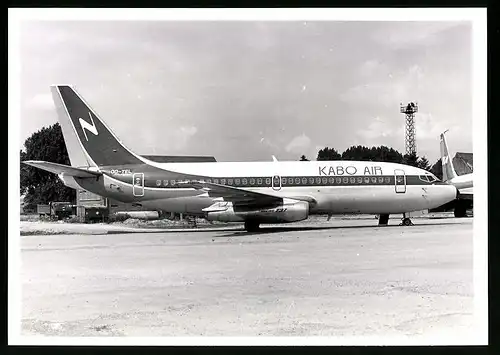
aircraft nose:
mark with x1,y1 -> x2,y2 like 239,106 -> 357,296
430,184 -> 458,209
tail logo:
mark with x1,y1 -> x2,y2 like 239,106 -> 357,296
79,112 -> 99,141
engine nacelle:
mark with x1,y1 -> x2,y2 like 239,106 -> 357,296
204,198 -> 309,223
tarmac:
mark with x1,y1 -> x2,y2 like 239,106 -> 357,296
19,217 -> 474,342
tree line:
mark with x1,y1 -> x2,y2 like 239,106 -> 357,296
20,123 -> 76,210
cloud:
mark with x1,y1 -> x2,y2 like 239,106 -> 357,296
285,134 -> 311,154
27,93 -> 53,111
370,22 -> 462,48
179,126 -> 197,137
359,59 -> 385,77
19,21 -> 472,162
357,117 -> 404,142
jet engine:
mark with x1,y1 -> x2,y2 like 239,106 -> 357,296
203,198 -> 309,223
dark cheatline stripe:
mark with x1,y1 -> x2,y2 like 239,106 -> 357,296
127,174 -> 432,189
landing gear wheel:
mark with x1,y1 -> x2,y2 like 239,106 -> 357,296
244,221 -> 260,232
400,217 -> 414,226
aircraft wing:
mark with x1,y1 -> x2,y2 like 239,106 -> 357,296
177,180 -> 284,207
23,160 -> 102,178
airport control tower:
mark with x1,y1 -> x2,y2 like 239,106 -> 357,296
400,102 -> 418,155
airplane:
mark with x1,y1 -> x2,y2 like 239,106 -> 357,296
23,85 -> 458,231
439,130 -> 473,217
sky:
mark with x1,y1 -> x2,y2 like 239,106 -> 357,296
19,20 -> 472,163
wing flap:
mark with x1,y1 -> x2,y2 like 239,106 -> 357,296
177,180 -> 282,207
23,160 -> 102,178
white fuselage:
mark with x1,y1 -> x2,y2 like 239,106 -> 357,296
63,160 -> 457,216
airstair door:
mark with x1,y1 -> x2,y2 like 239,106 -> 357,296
133,173 -> 144,197
394,169 -> 406,193
272,175 -> 282,191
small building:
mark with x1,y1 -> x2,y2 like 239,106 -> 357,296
453,152 -> 473,176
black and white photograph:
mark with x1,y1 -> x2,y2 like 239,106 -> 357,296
8,8 -> 487,346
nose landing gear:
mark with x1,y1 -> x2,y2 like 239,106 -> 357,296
399,213 -> 414,226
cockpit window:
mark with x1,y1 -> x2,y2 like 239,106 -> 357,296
421,174 -> 439,183
419,175 -> 430,182
427,175 -> 438,182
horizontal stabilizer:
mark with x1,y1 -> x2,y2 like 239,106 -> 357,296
23,160 -> 102,178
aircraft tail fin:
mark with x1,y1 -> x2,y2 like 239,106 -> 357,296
440,130 -> 458,182
50,85 -> 144,167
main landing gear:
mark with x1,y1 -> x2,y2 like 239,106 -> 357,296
399,213 -> 414,226
378,214 -> 390,226
244,221 -> 260,232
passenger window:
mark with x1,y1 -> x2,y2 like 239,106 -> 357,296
213,178 -> 219,184
228,179 -> 233,185
163,180 -> 169,186
250,178 -> 255,185
350,177 -> 356,184
265,178 -> 271,185
378,177 -> 384,183
221,179 -> 226,185
357,177 -> 363,184
322,177 -> 328,184
295,178 -> 300,184
235,178 -> 240,185
371,177 -> 377,183
343,177 -> 349,184
170,180 -> 176,185
207,179 -> 212,183
336,177 -> 341,184
257,178 -> 262,185
316,177 -> 321,184
288,178 -> 293,184
364,177 -> 370,184
385,177 -> 391,183
309,177 -> 314,184
243,178 -> 248,185
156,180 -> 162,186
281,178 -> 286,185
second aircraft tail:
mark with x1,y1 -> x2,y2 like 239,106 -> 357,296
440,130 -> 458,182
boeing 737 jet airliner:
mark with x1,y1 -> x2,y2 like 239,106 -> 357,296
23,85 -> 458,231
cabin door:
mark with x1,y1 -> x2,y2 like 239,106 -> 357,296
394,169 -> 406,193
132,173 -> 145,197
272,175 -> 282,191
